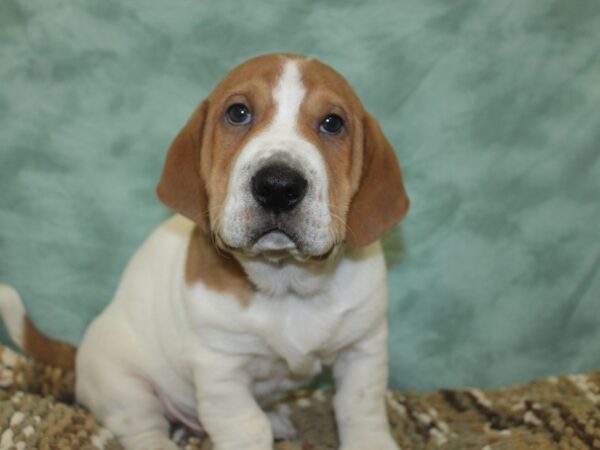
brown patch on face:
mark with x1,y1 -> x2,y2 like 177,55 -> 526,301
296,59 -> 409,247
295,59 -> 367,245
185,226 -> 255,307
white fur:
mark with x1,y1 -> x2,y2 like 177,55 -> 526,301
73,58 -> 399,450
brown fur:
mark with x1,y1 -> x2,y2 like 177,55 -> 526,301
23,317 -> 76,371
185,227 -> 255,307
157,102 -> 210,227
345,113 -> 410,246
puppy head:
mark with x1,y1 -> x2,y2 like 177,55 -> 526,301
157,54 -> 409,259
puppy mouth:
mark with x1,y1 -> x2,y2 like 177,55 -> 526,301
214,226 -> 301,256
249,228 -> 337,261
216,226 -> 335,261
251,228 -> 299,253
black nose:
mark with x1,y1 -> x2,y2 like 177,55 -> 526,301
251,164 -> 308,213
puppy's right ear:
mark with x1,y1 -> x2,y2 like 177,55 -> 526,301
157,101 -> 209,228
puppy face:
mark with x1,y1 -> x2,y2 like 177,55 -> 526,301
157,54 -> 409,258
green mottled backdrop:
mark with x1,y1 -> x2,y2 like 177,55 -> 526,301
1,0 -> 599,391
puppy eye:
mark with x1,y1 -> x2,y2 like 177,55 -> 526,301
226,103 -> 252,125
319,114 -> 344,135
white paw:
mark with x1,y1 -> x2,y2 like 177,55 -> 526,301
267,410 -> 298,441
120,430 -> 180,450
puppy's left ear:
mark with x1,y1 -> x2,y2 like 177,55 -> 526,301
345,113 -> 410,247
156,101 -> 209,228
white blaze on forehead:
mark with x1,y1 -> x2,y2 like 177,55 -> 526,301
272,60 -> 306,130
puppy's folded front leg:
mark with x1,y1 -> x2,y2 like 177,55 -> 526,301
77,364 -> 178,450
333,323 -> 399,450
193,353 -> 273,450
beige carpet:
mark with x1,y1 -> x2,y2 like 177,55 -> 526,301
1,343 -> 599,449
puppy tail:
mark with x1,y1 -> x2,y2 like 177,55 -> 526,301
0,284 -> 76,372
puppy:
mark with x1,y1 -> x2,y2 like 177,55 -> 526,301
0,53 -> 409,450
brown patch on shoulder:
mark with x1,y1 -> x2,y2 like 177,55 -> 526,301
186,227 -> 255,307
23,317 -> 77,372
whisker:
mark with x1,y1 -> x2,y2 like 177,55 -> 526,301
329,211 -> 356,244
206,204 -> 232,259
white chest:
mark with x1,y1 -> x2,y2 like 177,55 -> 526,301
183,243 -> 388,395
226,294 -> 350,405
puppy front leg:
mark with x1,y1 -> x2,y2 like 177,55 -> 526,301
76,364 -> 178,450
333,324 -> 398,450
193,356 -> 273,450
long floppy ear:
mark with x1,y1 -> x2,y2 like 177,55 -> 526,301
156,101 -> 209,227
345,113 -> 410,247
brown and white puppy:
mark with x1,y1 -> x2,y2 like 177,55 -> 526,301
0,53 -> 409,450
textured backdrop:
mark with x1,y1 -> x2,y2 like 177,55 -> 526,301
0,0 -> 599,391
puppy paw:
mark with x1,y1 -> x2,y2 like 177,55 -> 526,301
120,430 -> 180,450
267,410 -> 298,441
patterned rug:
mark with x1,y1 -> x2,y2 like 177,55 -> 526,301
1,344 -> 600,450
